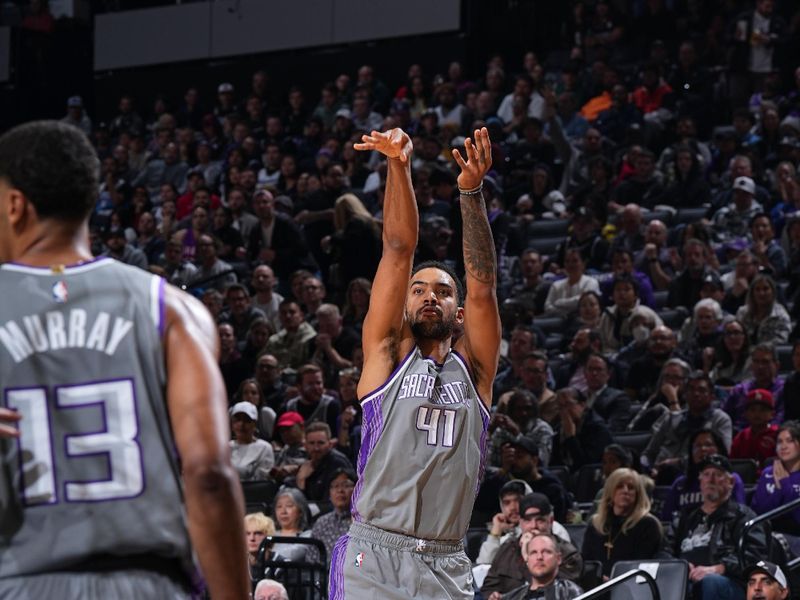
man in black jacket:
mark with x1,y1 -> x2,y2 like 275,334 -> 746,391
247,188 -> 317,284
673,454 -> 769,600
550,387 -> 613,469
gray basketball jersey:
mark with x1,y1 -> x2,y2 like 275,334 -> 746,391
0,258 -> 194,580
352,347 -> 490,542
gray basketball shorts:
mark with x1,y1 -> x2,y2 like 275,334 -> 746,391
0,569 -> 193,600
329,521 -> 473,599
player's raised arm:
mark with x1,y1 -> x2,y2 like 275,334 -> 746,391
163,285 -> 250,600
353,129 -> 417,394
452,128 -> 501,407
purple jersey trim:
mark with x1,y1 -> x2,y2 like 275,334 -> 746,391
328,533 -> 350,600
358,346 -> 416,405
450,349 -> 491,418
351,393 -> 384,523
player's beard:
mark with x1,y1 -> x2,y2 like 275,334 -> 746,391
409,310 -> 456,341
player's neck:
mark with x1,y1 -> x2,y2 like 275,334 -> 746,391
11,221 -> 93,267
416,337 -> 452,363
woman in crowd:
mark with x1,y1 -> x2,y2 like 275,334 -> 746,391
230,402 -> 275,481
706,318 -> 752,386
582,468 -> 663,576
629,358 -> 691,431
752,421 -> 800,537
544,248 -> 600,317
336,367 -> 363,461
341,277 -> 371,332
244,512 -> 276,581
563,290 -> 603,344
235,378 -> 276,441
272,487 -> 313,562
660,428 -> 746,524
322,193 -> 381,293
736,274 -> 791,345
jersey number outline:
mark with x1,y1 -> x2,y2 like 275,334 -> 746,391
5,379 -> 144,506
415,406 -> 457,447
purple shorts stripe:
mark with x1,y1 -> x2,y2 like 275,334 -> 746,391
328,533 -> 350,600
476,409 -> 490,495
351,394 -> 384,522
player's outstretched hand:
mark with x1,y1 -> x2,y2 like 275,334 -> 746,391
0,408 -> 20,438
452,127 -> 493,190
354,129 -> 413,163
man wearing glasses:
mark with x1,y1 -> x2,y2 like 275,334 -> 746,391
307,468 -> 356,567
482,493 -> 582,598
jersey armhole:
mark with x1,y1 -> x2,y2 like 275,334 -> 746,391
150,275 -> 166,336
358,346 -> 416,406
451,349 -> 491,419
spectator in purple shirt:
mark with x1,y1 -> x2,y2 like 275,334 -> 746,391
723,343 -> 785,432
752,420 -> 800,537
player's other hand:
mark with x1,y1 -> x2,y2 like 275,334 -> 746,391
354,129 -> 413,163
0,408 -> 20,438
452,127 -> 493,190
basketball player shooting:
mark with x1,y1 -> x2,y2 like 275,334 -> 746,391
327,127 -> 501,599
0,121 -> 249,599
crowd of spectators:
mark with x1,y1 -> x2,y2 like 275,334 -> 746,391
51,0 -> 800,597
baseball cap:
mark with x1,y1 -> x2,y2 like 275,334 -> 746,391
509,434 -> 539,457
273,194 -> 293,212
499,479 -> 532,499
733,176 -> 756,195
335,108 -> 352,120
519,493 -> 552,517
746,389 -> 775,409
67,95 -> 83,107
275,411 -> 304,428
698,453 -> 732,474
745,561 -> 789,590
701,272 -> 724,291
230,401 -> 257,421
217,82 -> 234,94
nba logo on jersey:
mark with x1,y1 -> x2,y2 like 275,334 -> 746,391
51,281 -> 68,303
354,552 -> 364,568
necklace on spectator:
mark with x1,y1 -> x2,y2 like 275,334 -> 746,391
604,527 -> 624,559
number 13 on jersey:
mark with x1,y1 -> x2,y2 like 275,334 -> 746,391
5,379 -> 144,506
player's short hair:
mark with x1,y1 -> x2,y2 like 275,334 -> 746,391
411,260 -> 465,305
0,120 -> 99,222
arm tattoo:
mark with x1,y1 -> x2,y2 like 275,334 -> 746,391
460,193 -> 496,284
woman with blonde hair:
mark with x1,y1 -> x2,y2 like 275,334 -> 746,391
581,468 -> 663,575
244,513 -> 276,580
322,193 -> 381,291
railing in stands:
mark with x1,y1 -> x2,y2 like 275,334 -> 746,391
573,567 -> 660,600
737,495 -> 800,566
254,535 -> 328,599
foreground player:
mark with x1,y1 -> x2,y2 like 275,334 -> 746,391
329,127 -> 500,598
0,121 -> 249,598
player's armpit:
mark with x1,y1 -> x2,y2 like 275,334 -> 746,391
163,285 -> 250,600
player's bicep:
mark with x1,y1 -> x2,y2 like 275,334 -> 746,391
361,247 -> 413,357
163,286 -> 231,472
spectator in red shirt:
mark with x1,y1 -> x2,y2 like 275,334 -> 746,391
632,63 -> 674,115
731,389 -> 778,471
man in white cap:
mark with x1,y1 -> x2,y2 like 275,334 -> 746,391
745,561 -> 789,600
712,176 -> 764,241
229,401 -> 274,482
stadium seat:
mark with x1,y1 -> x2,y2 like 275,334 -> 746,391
533,316 -> 565,336
730,459 -> 758,485
580,559 -> 604,592
241,480 -> 278,514
464,527 -> 488,563
653,290 -> 669,310
776,344 -> 793,374
564,523 -> 588,551
657,307 -> 689,330
544,334 -> 564,352
548,465 -> 571,490
612,432 -> 651,455
524,219 -> 570,238
610,559 -> 689,600
574,463 -> 604,503
528,236 -> 564,257
674,207 -> 709,225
